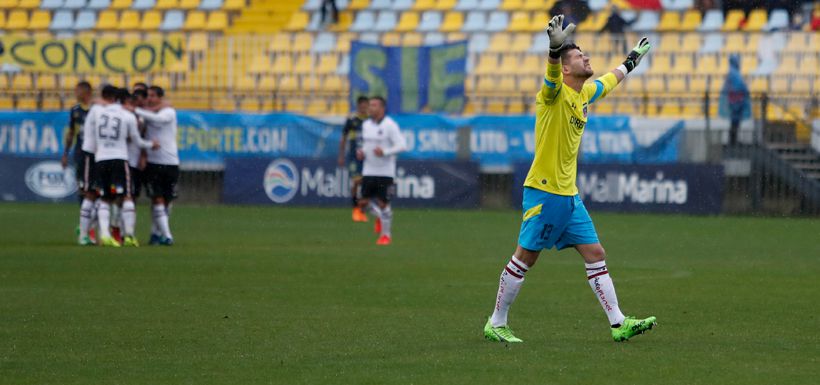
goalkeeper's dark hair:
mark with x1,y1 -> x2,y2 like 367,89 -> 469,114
558,43 -> 581,61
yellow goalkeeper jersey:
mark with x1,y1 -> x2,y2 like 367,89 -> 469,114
524,61 -> 618,196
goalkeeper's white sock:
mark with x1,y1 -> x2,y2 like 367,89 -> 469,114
97,201 -> 111,239
585,261 -> 626,326
379,205 -> 392,237
122,200 -> 136,237
153,204 -> 172,239
79,198 -> 95,238
490,256 -> 529,327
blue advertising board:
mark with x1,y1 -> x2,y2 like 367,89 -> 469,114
223,157 -> 480,208
0,155 -> 78,202
0,111 -> 683,168
512,163 -> 724,214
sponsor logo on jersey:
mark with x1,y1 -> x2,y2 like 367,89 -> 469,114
25,161 -> 77,199
263,159 -> 299,203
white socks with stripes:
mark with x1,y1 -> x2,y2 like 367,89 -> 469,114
585,261 -> 626,327
380,206 -> 392,237
152,204 -> 172,240
122,200 -> 136,237
490,256 -> 529,327
97,201 -> 111,239
79,198 -> 95,238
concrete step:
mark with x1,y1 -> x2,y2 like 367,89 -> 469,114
780,153 -> 819,162
767,142 -> 811,152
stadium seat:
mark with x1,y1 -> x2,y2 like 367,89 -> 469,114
0,0 -> 17,9
159,10 -> 184,30
417,11 -> 442,31
140,11 -> 161,30
520,0 -> 542,11
50,10 -> 74,31
292,33 -> 313,52
510,33 -> 531,53
350,10 -> 375,32
87,0 -> 110,9
722,9 -> 744,31
631,11 -> 659,31
439,11 -> 463,32
577,9 -> 608,32
391,0 -> 412,10
404,32 -> 423,45
96,10 -> 118,29
132,0 -> 156,10
370,0 -> 391,9
315,54 -> 339,74
285,12 -> 309,31
311,32 -> 336,53
454,0 -> 477,10
199,0 -> 222,10
661,0 -> 693,11
395,11 -> 419,31
433,0 -> 456,10
40,0 -> 64,9
507,11 -> 529,32
420,32 -> 441,45
358,32 -> 379,44
17,0 -> 38,8
474,54 -> 498,75
292,55 -> 314,75
486,11 -> 508,31
527,11 -> 547,32
679,10 -> 701,31
462,11 -> 486,32
347,0 -> 370,10
179,0 -> 198,9
477,0 -> 500,11
374,11 -> 398,31
111,0 -> 133,9
155,0 -> 177,9
667,76 -> 686,92
697,9 -> 722,31
486,33 -> 510,53
222,0 -> 242,11
765,9 -> 789,31
742,9 -> 767,31
73,11 -> 97,29
63,0 -> 86,8
184,10 -> 206,29
656,11 -> 681,32
305,13 -> 322,31
700,33 -> 723,53
302,0 -> 320,11
29,11 -> 51,29
467,33 -> 488,53
528,30 -> 548,53
119,10 -> 140,29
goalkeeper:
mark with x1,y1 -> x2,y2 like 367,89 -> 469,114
483,14 -> 658,343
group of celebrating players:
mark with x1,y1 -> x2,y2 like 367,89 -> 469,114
61,81 -> 180,247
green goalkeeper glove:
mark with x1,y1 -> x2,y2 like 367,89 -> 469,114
619,37 -> 651,74
547,14 -> 576,59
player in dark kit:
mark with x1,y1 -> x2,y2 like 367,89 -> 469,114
338,96 -> 369,222
62,81 -> 93,199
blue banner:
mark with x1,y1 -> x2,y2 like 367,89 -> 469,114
512,163 -> 724,214
349,41 -> 467,114
0,111 -> 682,168
0,155 -> 78,202
223,157 -> 480,208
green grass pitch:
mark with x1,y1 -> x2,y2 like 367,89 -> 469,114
0,203 -> 818,384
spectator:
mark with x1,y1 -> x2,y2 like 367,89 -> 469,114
601,6 -> 634,53
718,55 -> 751,146
550,0 -> 590,27
320,0 -> 339,25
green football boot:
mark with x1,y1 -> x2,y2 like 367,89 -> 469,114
484,318 -> 523,343
611,316 -> 657,342
122,235 -> 140,247
100,236 -> 121,247
78,235 -> 95,246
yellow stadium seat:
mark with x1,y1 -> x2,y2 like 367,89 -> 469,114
5,10 -> 29,29
777,55 -> 797,73
11,75 -> 33,89
223,0 -> 243,11
322,75 -> 343,92
277,75 -> 299,91
239,97 -> 261,112
155,0 -> 178,9
249,56 -> 271,73
292,55 -> 314,75
722,9 -> 744,31
474,54 -> 498,74
680,10 -> 701,31
272,55 -> 293,74
645,77 -> 665,92
508,11 -> 529,32
285,12 -> 309,31
302,76 -> 321,91
740,55 -> 757,74
179,0 -> 199,9
38,75 -> 57,89
748,76 -> 767,93
118,11 -> 140,29
673,54 -> 694,72
403,32 -> 423,45
657,11 -> 681,32
17,0 -> 38,8
439,11 -> 463,32
327,11 -> 352,32
140,11 -> 162,30
475,77 -> 496,92
42,98 -> 63,111
111,0 -> 133,9
96,11 -> 118,29
577,10 -> 609,32
268,34 -> 291,52
667,76 -> 686,92
236,75 -> 257,90
188,32 -> 208,51
292,33 -> 313,51
434,0 -> 456,11
316,54 -> 339,74
348,0 -> 370,10
500,0 -> 523,11
680,33 -> 700,52
16,95 -> 38,111
0,0 -> 18,9
487,33 -> 512,53
447,32 -> 466,41
520,55 -> 539,75
802,55 -> 818,74
528,11 -> 548,32
659,104 -> 681,117
498,56 -> 518,75
771,77 -> 788,93
413,0 -> 435,10
0,95 -> 13,110
205,12 -> 228,31
215,98 -> 237,112
259,76 -> 277,90
742,9 -> 767,31
381,32 -> 401,45
510,34 -> 531,53
697,55 -> 719,75
651,55 -> 671,73
522,0 -> 544,11
0,10 -> 5,29
335,33 -> 354,52
395,11 -> 419,32
689,74 -> 710,92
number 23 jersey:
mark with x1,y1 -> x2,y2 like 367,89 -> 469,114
82,103 -> 150,162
